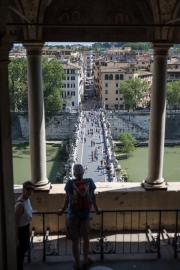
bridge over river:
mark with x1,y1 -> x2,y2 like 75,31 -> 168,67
65,110 -> 120,183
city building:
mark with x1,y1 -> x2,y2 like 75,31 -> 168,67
84,50 -> 94,78
94,57 -> 152,109
61,60 -> 84,110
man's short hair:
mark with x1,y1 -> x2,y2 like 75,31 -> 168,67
73,164 -> 84,175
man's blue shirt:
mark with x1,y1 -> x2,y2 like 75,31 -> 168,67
65,178 -> 96,219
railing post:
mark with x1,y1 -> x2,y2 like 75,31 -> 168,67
100,211 -> 104,260
42,212 -> 46,262
158,209 -> 161,259
174,209 -> 178,259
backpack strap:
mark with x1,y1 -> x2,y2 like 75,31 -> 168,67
15,200 -> 24,215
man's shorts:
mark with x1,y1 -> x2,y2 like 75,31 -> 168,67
66,218 -> 91,241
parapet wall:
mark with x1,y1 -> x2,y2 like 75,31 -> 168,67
14,182 -> 180,233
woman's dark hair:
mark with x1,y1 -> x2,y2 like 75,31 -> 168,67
23,181 -> 34,189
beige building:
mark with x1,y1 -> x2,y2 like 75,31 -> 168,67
100,61 -> 137,109
94,59 -> 152,109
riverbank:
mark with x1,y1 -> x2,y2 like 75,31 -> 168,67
135,140 -> 180,146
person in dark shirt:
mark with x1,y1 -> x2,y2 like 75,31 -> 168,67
57,164 -> 101,270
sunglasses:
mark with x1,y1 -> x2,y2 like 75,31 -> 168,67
25,187 -> 34,191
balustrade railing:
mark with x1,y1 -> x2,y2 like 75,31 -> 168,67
28,209 -> 180,262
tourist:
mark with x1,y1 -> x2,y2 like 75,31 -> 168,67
15,181 -> 35,270
57,164 -> 101,270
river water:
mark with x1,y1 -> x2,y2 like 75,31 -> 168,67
13,146 -> 180,184
119,146 -> 180,182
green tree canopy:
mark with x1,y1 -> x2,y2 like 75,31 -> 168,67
118,77 -> 150,110
42,58 -> 65,120
9,57 -> 28,112
118,132 -> 136,156
122,42 -> 150,51
9,57 -> 65,122
166,80 -> 180,110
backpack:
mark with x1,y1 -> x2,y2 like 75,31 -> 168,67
71,179 -> 92,211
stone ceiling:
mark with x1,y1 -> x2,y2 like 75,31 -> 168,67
1,0 -> 180,44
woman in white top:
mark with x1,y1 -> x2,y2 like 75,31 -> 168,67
15,181 -> 34,270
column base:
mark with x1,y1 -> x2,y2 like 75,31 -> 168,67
34,182 -> 51,191
141,180 -> 168,190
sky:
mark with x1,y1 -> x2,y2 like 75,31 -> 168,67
46,42 -> 94,46
14,42 -> 94,46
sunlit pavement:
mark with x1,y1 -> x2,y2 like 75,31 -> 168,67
76,109 -> 107,183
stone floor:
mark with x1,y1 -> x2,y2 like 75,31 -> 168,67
23,231 -> 180,270
24,244 -> 180,270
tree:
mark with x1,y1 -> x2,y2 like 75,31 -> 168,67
166,81 -> 180,110
9,57 -> 28,112
42,58 -> 65,120
119,77 -> 150,110
122,42 -> 150,51
9,57 -> 65,122
118,132 -> 136,156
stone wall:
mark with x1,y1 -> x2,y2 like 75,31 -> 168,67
106,112 -> 180,140
14,182 -> 180,233
14,112 -> 80,140
12,111 -> 180,140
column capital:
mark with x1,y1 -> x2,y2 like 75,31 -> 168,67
150,42 -> 173,56
23,42 -> 44,56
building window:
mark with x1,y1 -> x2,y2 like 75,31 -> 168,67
115,74 -> 119,80
105,90 -> 108,94
71,70 -> 75,74
116,83 -> 118,87
105,83 -> 108,87
64,84 -> 66,88
105,74 -> 108,80
120,98 -> 123,100
67,83 -> 70,88
109,74 -> 113,80
71,91 -> 75,96
71,76 -> 75,80
67,76 -> 69,80
72,101 -> 74,106
105,98 -> 108,100
116,90 -> 118,94
120,74 -> 124,80
67,69 -> 69,74
116,98 -> 118,100
67,91 -> 70,96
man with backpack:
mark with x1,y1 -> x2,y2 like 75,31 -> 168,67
57,164 -> 101,270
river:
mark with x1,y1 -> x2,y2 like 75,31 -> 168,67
13,146 -> 180,184
119,146 -> 180,182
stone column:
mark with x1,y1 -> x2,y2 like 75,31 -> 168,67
0,36 -> 17,270
144,43 -> 172,190
24,43 -> 50,190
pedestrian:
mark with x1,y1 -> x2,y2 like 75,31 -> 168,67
15,181 -> 36,270
57,164 -> 101,270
